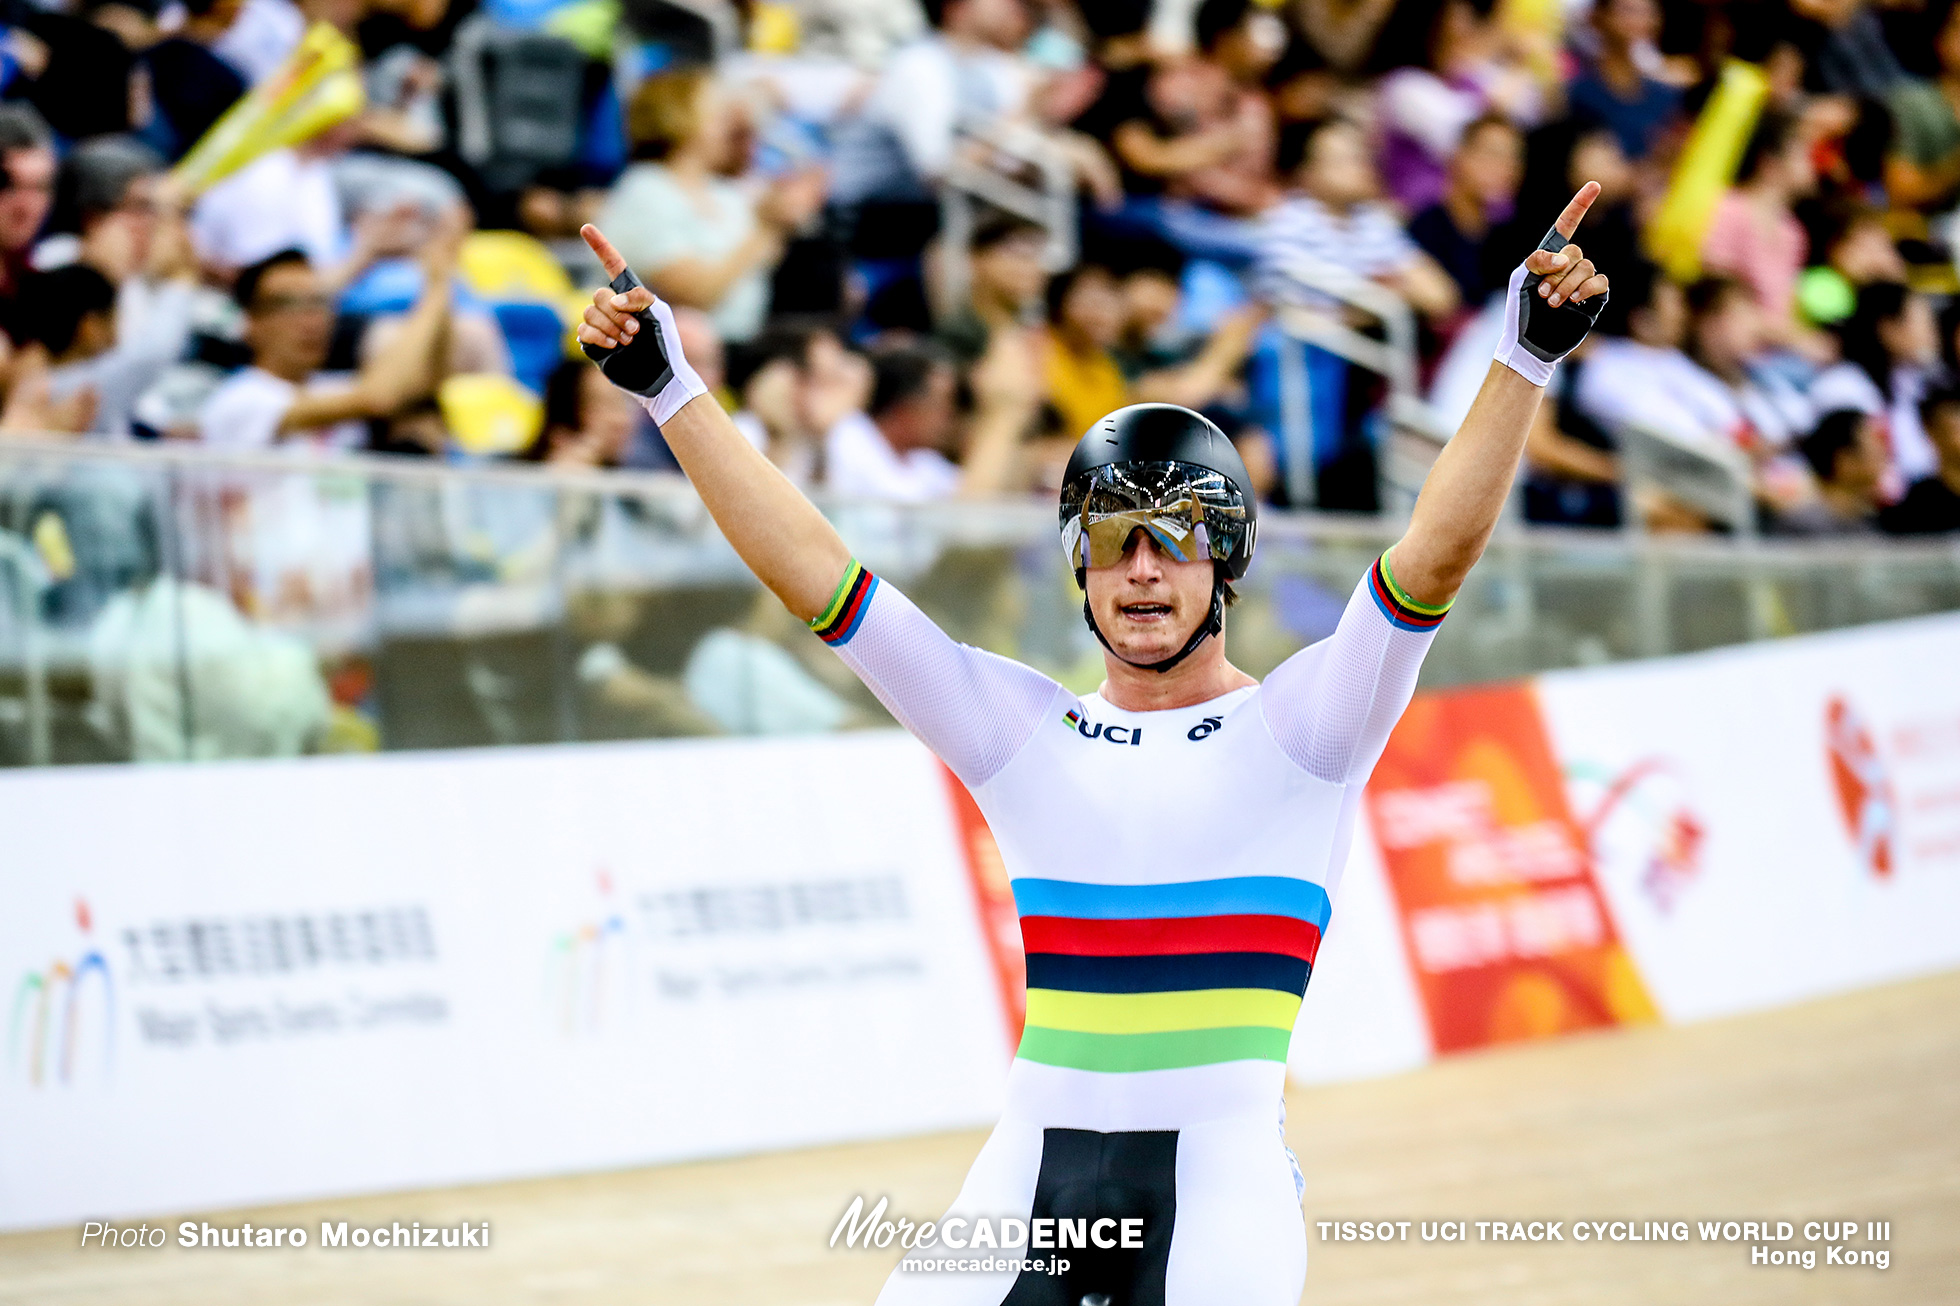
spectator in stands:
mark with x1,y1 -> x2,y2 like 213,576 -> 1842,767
213,0 -> 304,86
1409,113 -> 1525,309
1375,0 -> 1542,214
1701,111 -> 1813,335
1258,118 -> 1458,321
725,323 -> 869,488
48,138 -> 202,367
730,326 -> 820,485
1489,119 -> 1641,290
1882,387 -> 1960,533
1139,0 -> 1284,220
826,334 -> 1037,499
1804,0 -> 1911,99
139,0 -> 250,163
794,0 -> 926,67
598,70 -> 825,346
1042,264 -> 1129,438
198,235 -> 456,451
1827,208 -> 1910,287
1068,0 -> 1163,200
1572,260 -> 1746,455
1683,275 -> 1820,520
0,105 -> 57,325
1886,0 -> 1960,210
190,129 -> 354,282
1684,276 -> 1812,452
524,358 -> 637,468
825,342 -> 965,499
1810,280 -> 1942,495
1782,408 -> 1884,534
19,262 -> 184,437
831,0 -> 1035,205
936,210 -> 1049,365
1565,0 -> 1682,162
1121,284 -> 1266,411
10,1 -> 136,143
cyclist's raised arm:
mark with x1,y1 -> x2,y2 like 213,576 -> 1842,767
1386,183 -> 1611,611
1262,185 -> 1611,786
576,224 -> 1061,786
578,224 -> 853,620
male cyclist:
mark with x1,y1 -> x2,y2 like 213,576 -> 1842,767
576,183 -> 1611,1306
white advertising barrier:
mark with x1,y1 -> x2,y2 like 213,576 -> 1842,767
0,734 -> 1012,1232
1288,826 -> 1433,1084
1537,611 -> 1960,1023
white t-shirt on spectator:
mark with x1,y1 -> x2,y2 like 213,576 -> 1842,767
1573,338 -> 1745,450
596,163 -> 768,343
214,0 -> 307,85
1806,361 -> 1938,485
198,367 -> 366,452
1257,196 -> 1419,300
192,149 -> 346,272
867,37 -> 1031,181
824,411 -> 960,500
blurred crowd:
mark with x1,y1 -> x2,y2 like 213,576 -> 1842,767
2,0 -> 1960,536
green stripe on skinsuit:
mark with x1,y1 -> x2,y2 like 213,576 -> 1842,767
1015,1024 -> 1293,1072
1024,987 -> 1302,1036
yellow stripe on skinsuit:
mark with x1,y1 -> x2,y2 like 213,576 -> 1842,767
1024,986 -> 1302,1036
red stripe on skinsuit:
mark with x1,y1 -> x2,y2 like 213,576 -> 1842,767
1019,913 -> 1323,964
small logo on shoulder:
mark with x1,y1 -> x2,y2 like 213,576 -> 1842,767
1064,706 -> 1142,746
1187,716 -> 1224,741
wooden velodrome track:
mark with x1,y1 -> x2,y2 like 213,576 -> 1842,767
3,970 -> 1955,1306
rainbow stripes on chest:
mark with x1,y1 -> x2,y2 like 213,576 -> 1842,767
810,560 -> 878,646
1013,876 -> 1330,1074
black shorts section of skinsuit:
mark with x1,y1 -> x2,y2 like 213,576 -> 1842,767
1000,1128 -> 1178,1306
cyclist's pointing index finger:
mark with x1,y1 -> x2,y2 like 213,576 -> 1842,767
1553,182 -> 1601,241
581,224 -> 628,278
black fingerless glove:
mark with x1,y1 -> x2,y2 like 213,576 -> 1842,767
1494,228 -> 1610,386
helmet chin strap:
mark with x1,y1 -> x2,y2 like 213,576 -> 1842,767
1080,576 -> 1226,675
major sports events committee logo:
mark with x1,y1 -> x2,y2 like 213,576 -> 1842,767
1825,694 -> 1895,878
9,898 -> 114,1087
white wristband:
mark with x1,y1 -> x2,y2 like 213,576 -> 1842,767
1493,260 -> 1556,387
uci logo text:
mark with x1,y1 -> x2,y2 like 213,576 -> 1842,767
1187,716 -> 1224,741
1063,707 -> 1142,746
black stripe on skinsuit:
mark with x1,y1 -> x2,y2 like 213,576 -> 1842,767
1023,952 -> 1311,997
1000,1129 -> 1178,1306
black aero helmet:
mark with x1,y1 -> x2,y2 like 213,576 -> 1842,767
1058,403 -> 1258,673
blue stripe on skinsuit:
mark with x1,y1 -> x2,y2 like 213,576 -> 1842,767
1024,951 -> 1313,996
1010,877 -> 1332,931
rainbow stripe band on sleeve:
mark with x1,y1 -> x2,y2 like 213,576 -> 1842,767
810,559 -> 879,646
1368,552 -> 1452,632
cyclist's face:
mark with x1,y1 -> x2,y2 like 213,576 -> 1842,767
1084,527 -> 1216,667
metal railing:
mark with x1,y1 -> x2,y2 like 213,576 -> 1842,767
1267,254 -> 1449,515
0,435 -> 1955,768
1615,419 -> 1758,536
938,120 -> 1078,315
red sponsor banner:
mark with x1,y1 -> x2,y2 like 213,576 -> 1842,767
1365,684 -> 1658,1053
939,767 -> 1026,1045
